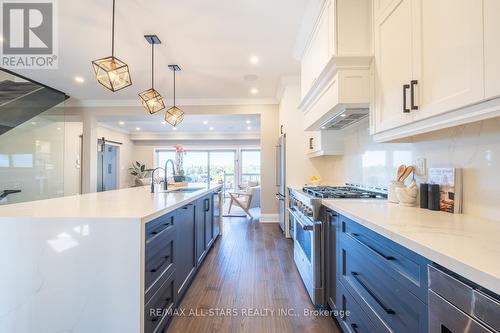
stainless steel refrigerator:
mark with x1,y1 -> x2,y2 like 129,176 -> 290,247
275,134 -> 290,238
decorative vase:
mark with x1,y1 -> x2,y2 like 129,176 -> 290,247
173,176 -> 185,182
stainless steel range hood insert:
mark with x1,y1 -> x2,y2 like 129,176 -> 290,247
320,108 -> 369,130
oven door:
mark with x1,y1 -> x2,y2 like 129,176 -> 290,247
288,207 -> 324,306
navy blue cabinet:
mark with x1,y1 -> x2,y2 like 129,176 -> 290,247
330,212 -> 431,333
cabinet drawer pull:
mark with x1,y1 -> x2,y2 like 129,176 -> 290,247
204,198 -> 210,212
150,297 -> 172,322
403,84 -> 410,113
410,80 -> 418,110
351,233 -> 396,261
351,324 -> 360,333
352,272 -> 396,315
150,255 -> 171,273
309,138 -> 314,150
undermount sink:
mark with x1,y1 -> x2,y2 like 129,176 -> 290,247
169,187 -> 204,193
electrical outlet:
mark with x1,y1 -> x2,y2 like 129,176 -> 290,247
414,158 -> 427,178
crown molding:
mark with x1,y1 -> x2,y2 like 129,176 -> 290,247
275,75 -> 301,101
129,131 -> 260,142
65,97 -> 278,108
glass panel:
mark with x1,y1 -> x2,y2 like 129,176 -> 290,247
241,150 -> 261,186
155,150 -> 175,169
0,105 -> 65,204
183,151 -> 209,183
209,151 -> 236,192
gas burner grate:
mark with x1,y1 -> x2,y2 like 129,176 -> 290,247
302,186 -> 387,199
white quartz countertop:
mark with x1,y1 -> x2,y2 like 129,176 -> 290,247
0,183 -> 222,223
322,199 -> 500,295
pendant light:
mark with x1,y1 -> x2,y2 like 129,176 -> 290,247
139,35 -> 165,114
91,0 -> 132,92
165,65 -> 185,127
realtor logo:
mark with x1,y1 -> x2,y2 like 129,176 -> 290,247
1,0 -> 58,69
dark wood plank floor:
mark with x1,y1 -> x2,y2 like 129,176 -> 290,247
167,217 -> 340,333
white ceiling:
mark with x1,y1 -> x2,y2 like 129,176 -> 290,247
98,114 -> 261,133
12,0 -> 309,104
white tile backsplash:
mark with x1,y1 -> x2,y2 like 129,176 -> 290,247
318,117 -> 500,220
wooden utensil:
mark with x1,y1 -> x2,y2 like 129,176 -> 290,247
399,165 -> 414,182
396,165 -> 406,181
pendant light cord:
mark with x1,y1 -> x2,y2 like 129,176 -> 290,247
111,0 -> 115,56
151,43 -> 154,89
173,69 -> 176,107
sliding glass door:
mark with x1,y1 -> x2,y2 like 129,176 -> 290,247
209,151 -> 236,191
240,149 -> 261,186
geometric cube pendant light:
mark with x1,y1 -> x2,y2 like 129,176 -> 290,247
165,65 -> 185,127
91,0 -> 132,92
139,35 -> 165,114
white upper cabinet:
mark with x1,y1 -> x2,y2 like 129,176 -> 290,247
305,130 -> 344,158
484,0 -> 500,99
301,3 -> 332,98
412,0 -> 484,120
299,0 -> 372,131
373,0 -> 415,132
372,0 -> 500,142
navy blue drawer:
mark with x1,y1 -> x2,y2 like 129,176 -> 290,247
145,214 -> 176,296
339,215 -> 430,302
338,234 -> 428,333
146,213 -> 175,242
336,280 -> 390,333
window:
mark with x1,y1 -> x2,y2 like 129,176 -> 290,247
154,148 -> 259,191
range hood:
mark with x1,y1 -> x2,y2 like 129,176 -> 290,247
320,108 -> 369,130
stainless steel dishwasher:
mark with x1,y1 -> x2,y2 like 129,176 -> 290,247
428,265 -> 500,333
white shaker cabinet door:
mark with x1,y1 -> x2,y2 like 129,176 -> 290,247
484,0 -> 500,99
412,0 -> 484,120
374,0 -> 415,133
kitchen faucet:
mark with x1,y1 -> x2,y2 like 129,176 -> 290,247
150,167 -> 164,193
164,159 -> 176,191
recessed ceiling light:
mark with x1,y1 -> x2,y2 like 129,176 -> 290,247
246,120 -> 251,124
209,126 -> 214,131
250,56 -> 259,64
135,127 -> 141,131
340,114 -> 347,117
247,126 -> 252,130
119,121 -> 125,125
57,127 -> 62,131
250,88 -> 259,95
31,122 -> 37,125
74,76 -> 85,83
172,127 -> 177,131
203,121 -> 208,125
161,121 -> 167,125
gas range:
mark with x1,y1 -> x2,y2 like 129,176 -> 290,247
302,185 -> 387,199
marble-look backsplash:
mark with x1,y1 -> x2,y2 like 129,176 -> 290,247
316,117 -> 500,221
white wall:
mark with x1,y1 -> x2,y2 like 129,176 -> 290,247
278,83 -> 323,187
63,121 -> 83,196
317,117 -> 500,221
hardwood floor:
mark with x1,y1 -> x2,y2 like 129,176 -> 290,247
167,217 -> 340,333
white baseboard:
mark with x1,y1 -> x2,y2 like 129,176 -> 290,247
259,214 -> 279,223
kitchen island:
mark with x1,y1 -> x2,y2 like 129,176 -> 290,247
0,183 -> 222,333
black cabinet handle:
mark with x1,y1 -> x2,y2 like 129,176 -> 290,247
351,324 -> 360,333
352,272 -> 395,315
204,198 -> 210,212
351,233 -> 396,261
403,84 -> 410,113
410,80 -> 418,110
309,138 -> 314,150
150,255 -> 171,273
280,125 -> 284,134
150,297 -> 172,322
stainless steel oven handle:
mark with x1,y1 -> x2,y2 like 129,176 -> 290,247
288,208 -> 313,231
